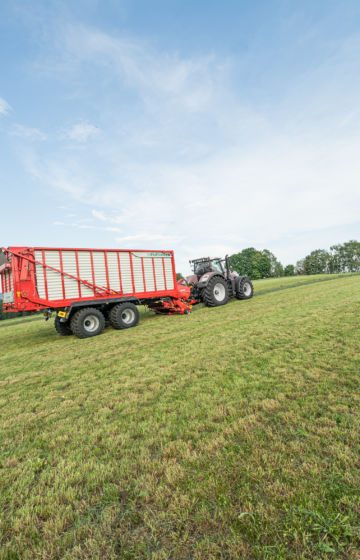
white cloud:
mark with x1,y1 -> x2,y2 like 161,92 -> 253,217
75,224 -> 97,229
91,209 -> 124,224
21,25 -> 360,273
67,26 -> 225,109
30,127 -> 360,272
27,157 -> 88,199
66,122 -> 99,142
0,97 -> 11,116
10,124 -> 47,140
116,233 -> 181,243
105,226 -> 122,233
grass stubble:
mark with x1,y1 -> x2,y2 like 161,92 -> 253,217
0,274 -> 359,559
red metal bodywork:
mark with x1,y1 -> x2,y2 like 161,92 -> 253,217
147,281 -> 192,314
0,246 -> 191,315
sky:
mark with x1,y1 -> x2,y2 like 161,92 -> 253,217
0,0 -> 360,274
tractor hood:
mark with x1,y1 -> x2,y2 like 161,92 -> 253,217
186,271 -> 221,288
186,274 -> 198,285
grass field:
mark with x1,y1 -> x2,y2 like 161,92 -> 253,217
0,274 -> 359,559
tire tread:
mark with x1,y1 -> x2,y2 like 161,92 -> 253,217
203,276 -> 229,307
54,316 -> 72,336
70,307 -> 105,339
235,276 -> 254,300
109,302 -> 140,329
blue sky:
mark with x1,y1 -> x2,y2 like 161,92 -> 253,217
1,0 -> 360,273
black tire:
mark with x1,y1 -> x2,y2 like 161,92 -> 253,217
235,276 -> 254,300
109,302 -> 140,330
102,310 -> 111,328
54,316 -> 72,336
70,307 -> 106,339
203,276 -> 229,307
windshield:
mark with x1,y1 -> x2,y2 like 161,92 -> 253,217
193,259 -> 223,275
211,260 -> 224,273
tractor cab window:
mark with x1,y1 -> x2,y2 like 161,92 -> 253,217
193,259 -> 224,275
193,261 -> 211,275
211,260 -> 224,273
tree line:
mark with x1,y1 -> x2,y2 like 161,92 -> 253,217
229,240 -> 360,279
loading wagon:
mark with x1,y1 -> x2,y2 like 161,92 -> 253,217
0,246 -> 191,338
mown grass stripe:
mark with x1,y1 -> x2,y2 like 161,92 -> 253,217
0,275 -> 359,559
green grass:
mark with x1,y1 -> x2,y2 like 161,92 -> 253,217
0,275 -> 359,559
254,272 -> 356,294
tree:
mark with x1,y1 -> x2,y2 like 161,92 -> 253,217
230,248 -> 255,278
330,240 -> 360,272
176,272 -> 184,281
284,264 -> 295,276
253,249 -> 272,278
328,247 -> 342,274
262,250 -> 284,277
297,240 -> 360,275
296,259 -> 305,275
342,240 -> 360,271
230,247 -> 283,279
230,248 -> 264,279
303,249 -> 330,275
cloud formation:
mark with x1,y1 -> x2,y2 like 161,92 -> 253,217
66,122 -> 99,142
91,209 -> 124,224
13,23 -> 360,271
0,97 -> 11,115
116,233 -> 181,243
10,124 -> 47,140
61,25 -> 227,113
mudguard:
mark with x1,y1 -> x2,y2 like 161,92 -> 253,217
196,271 -> 224,288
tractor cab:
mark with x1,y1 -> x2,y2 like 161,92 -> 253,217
191,257 -> 224,278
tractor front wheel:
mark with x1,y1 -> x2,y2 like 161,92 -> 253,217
235,276 -> 254,300
203,277 -> 229,307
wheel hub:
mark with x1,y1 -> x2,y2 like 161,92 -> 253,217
213,282 -> 226,302
243,282 -> 252,296
84,315 -> 100,332
121,309 -> 136,324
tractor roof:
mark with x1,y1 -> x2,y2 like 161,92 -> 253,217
189,257 -> 221,264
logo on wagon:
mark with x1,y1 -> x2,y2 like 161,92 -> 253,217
132,252 -> 172,258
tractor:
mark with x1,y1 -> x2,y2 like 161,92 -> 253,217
185,256 -> 253,307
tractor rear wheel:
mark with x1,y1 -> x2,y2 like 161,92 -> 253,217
109,302 -> 140,329
203,277 -> 229,307
54,316 -> 72,336
235,276 -> 254,300
70,307 -> 106,339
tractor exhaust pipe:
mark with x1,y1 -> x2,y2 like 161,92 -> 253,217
225,254 -> 231,278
